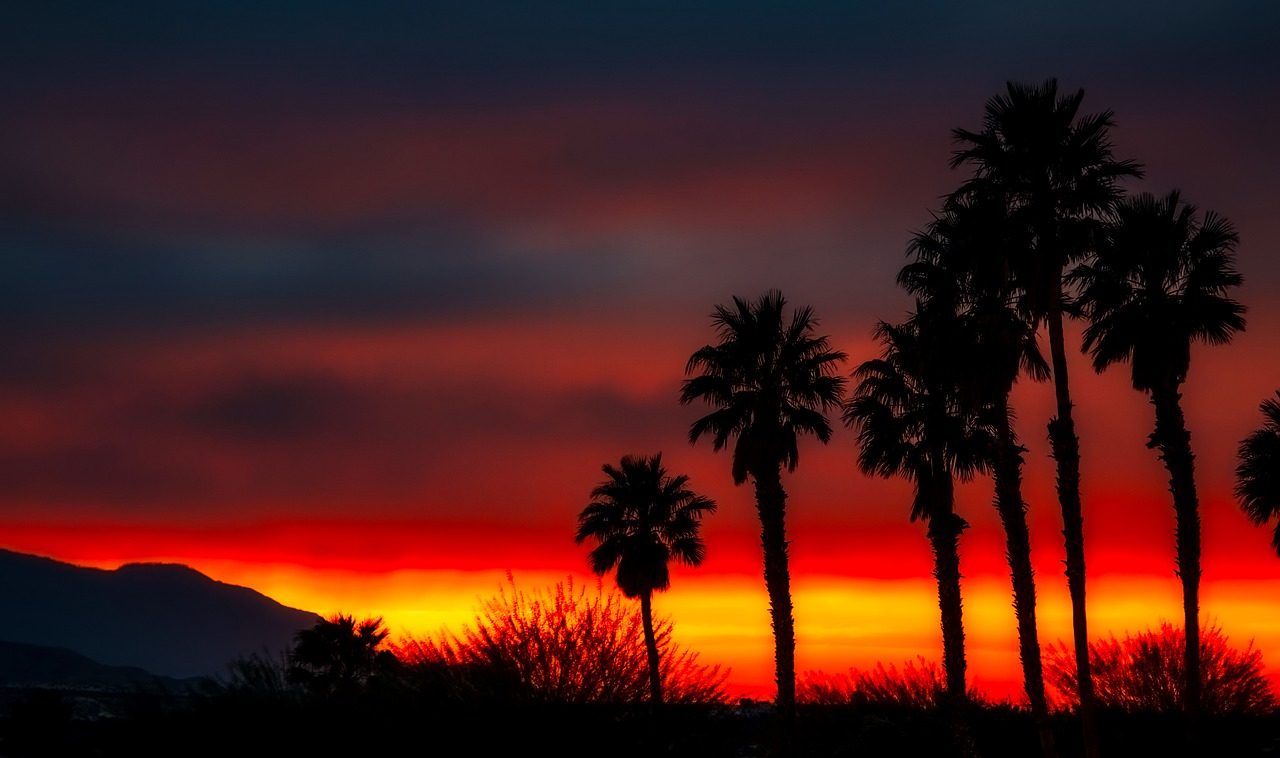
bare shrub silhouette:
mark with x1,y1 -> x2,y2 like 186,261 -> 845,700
798,658 -> 982,708
223,650 -> 297,700
1044,621 -> 1276,715
392,575 -> 727,705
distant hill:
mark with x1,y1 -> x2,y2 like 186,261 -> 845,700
0,639 -> 197,691
0,549 -> 320,680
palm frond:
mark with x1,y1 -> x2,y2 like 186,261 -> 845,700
1236,393 -> 1280,556
1076,190 -> 1245,391
575,453 -> 716,598
683,290 -> 847,483
844,315 -> 994,523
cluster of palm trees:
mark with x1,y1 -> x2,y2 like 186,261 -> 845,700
849,80 -> 1249,757
574,79 -> 1263,757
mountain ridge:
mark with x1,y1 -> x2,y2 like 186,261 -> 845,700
0,548 -> 319,680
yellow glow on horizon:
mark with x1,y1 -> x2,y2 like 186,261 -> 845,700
86,556 -> 1280,701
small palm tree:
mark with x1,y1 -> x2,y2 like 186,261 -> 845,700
844,313 -> 991,702
1237,393 -> 1280,554
681,289 -> 846,750
1074,189 -> 1246,728
287,613 -> 395,697
575,453 -> 716,705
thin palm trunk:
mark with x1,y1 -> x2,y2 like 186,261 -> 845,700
639,591 -> 663,706
753,464 -> 798,756
929,499 -> 979,756
993,394 -> 1057,758
927,469 -> 968,699
1044,288 -> 1099,758
1150,384 -> 1202,733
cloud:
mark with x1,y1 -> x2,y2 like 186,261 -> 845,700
0,325 -> 698,518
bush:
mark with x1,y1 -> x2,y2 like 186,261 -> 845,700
1044,621 -> 1277,715
222,650 -> 297,700
798,658 -> 978,708
391,574 -> 728,705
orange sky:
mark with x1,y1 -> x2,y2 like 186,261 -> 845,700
6,310 -> 1280,701
4,311 -> 1280,701
4,3 -> 1280,704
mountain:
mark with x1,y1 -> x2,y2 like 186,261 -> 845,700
0,640 -> 197,691
0,549 -> 319,680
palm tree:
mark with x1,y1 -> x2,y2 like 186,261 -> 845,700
950,79 -> 1142,757
680,290 -> 847,749
574,452 -> 716,706
287,613 -> 395,697
902,201 -> 1057,757
844,313 -> 990,703
1074,189 -> 1246,728
1237,393 -> 1280,555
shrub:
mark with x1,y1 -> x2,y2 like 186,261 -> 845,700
1044,621 -> 1277,715
798,658 -> 977,708
391,574 -> 728,705
222,650 -> 297,699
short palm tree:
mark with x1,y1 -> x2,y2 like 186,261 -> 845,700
950,79 -> 1142,757
1237,393 -> 1280,555
287,613 -> 394,697
1074,189 -> 1246,728
575,452 -> 716,706
844,312 -> 991,702
681,290 -> 846,748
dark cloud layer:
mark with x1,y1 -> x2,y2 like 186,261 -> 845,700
0,229 -> 639,329
0,347 -> 692,517
1,1 -> 1278,541
7,2 -> 1276,89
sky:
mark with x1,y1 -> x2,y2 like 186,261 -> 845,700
3,2 -> 1280,699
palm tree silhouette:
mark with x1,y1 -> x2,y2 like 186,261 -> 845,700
901,200 -> 1057,757
1074,189 -> 1246,728
681,290 -> 847,749
287,613 -> 395,697
950,79 -> 1142,757
844,314 -> 990,703
574,452 -> 716,706
1237,393 -> 1280,555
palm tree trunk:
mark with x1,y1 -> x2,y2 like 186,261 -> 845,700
929,490 -> 978,758
753,464 -> 798,757
1149,383 -> 1202,734
927,475 -> 968,699
1045,292 -> 1099,758
639,591 -> 664,707
994,395 -> 1057,758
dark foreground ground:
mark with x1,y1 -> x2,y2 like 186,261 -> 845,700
3,687 -> 1279,757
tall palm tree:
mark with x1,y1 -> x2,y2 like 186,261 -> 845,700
950,79 -> 1142,757
1237,393 -> 1280,554
902,201 -> 1057,757
1074,189 -> 1246,728
844,313 -> 990,703
574,452 -> 716,706
680,290 -> 847,749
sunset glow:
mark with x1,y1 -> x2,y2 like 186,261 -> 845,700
9,510 -> 1280,702
4,2 -> 1279,726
